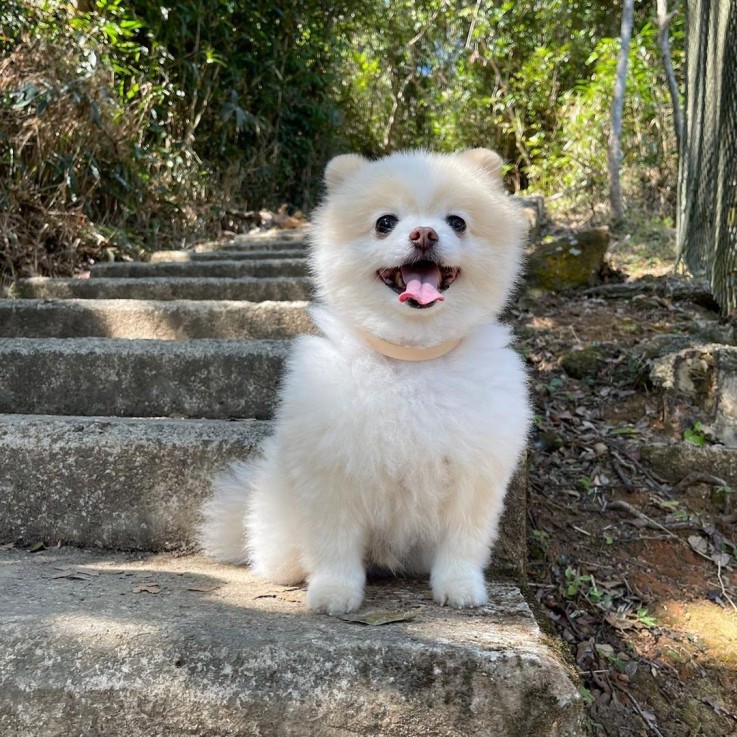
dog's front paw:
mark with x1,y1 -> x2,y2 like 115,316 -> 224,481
306,579 -> 364,615
431,569 -> 488,609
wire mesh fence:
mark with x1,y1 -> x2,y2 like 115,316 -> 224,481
677,0 -> 737,315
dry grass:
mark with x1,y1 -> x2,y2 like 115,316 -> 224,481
0,37 -> 229,289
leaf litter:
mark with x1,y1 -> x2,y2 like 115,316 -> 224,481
516,275 -> 737,737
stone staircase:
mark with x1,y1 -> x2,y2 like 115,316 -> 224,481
0,229 -> 588,736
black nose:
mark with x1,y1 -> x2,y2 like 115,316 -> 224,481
409,226 -> 439,251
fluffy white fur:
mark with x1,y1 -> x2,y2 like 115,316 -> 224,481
199,149 -> 531,615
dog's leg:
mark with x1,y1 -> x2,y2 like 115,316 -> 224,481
246,459 -> 306,586
301,495 -> 366,615
306,561 -> 366,616
430,477 -> 506,608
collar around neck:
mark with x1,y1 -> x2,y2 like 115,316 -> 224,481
356,329 -> 462,362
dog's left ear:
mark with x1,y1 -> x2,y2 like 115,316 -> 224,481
459,148 -> 504,181
325,154 -> 368,193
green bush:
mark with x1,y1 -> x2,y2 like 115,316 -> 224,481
0,0 -> 684,281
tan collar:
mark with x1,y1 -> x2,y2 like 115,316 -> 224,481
357,330 -> 462,361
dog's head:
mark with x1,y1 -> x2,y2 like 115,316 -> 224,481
310,149 -> 527,346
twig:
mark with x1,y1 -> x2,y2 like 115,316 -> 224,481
607,500 -> 714,563
603,439 -> 670,492
571,524 -> 592,537
621,685 -> 667,737
611,456 -> 634,489
641,655 -> 680,678
463,0 -> 483,49
717,561 -> 737,613
673,471 -> 729,494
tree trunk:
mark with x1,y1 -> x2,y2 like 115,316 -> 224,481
656,0 -> 684,154
608,0 -> 635,225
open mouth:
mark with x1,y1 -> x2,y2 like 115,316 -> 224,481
377,260 -> 460,309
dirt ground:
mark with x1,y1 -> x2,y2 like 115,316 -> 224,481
516,233 -> 737,737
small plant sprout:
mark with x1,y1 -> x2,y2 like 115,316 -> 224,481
532,529 -> 550,550
564,567 -> 591,597
634,608 -> 657,628
683,422 -> 706,447
578,476 -> 593,494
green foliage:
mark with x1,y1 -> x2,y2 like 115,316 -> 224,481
683,422 -> 707,447
563,566 -> 616,611
633,608 -> 657,628
0,0 -> 685,278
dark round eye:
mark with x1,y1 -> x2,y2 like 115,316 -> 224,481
375,214 -> 398,235
446,215 -> 466,232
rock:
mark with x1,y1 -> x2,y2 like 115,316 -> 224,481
640,442 -> 737,487
637,334 -> 712,361
525,228 -> 610,291
649,344 -> 737,447
560,346 -> 604,379
581,276 -> 717,308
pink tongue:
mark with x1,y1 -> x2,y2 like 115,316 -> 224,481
398,263 -> 444,305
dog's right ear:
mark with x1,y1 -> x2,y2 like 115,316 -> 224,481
325,154 -> 367,193
459,148 -> 504,181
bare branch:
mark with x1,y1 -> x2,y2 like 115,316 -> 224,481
608,0 -> 635,225
655,0 -> 684,153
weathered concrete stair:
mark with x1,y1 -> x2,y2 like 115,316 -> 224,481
10,276 -> 312,301
149,247 -> 307,262
90,257 -> 307,278
0,414 -> 524,573
0,338 -> 287,419
0,414 -> 270,549
0,548 -> 587,737
0,299 -> 312,339
0,225 -> 587,736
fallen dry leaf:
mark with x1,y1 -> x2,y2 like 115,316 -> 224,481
688,535 -> 710,557
133,583 -> 161,594
52,567 -> 99,580
338,610 -> 416,626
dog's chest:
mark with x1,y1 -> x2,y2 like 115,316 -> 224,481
283,330 -> 527,492
338,353 -> 498,475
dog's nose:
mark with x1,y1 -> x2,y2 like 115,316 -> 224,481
409,226 -> 439,251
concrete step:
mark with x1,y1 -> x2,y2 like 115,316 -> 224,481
190,230 -> 309,253
0,547 -> 586,737
149,248 -> 306,263
91,258 -> 307,279
0,299 -> 312,339
227,228 -> 309,245
0,338 -> 288,419
0,414 -> 526,573
216,238 -> 306,251
0,414 -> 269,549
10,276 -> 312,301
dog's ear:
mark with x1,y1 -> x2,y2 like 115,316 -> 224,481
325,154 -> 367,193
459,148 -> 504,181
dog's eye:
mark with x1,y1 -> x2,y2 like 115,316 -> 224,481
375,214 -> 398,235
446,215 -> 466,232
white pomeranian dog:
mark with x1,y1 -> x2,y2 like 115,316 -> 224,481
199,149 -> 531,615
